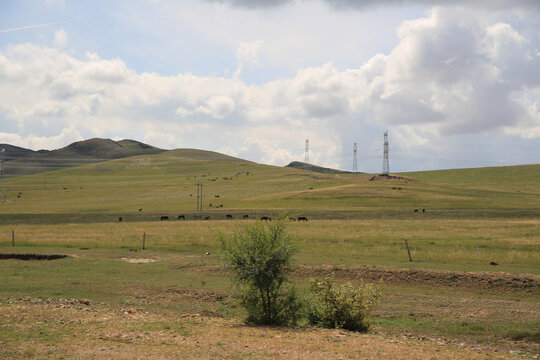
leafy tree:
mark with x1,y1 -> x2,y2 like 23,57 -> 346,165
220,221 -> 301,325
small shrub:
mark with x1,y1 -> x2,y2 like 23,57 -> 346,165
220,221 -> 302,325
307,277 -> 382,332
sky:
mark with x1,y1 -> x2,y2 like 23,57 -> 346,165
0,0 -> 539,172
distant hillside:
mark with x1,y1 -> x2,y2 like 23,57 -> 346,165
1,138 -> 164,177
286,161 -> 356,174
0,144 -> 37,161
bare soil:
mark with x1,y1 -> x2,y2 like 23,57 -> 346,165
1,297 -> 533,359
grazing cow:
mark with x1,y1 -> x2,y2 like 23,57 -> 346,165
160,216 -> 169,221
118,217 -> 123,222
215,195 -> 220,198
205,216 -> 211,220
243,214 -> 249,219
226,214 -> 233,219
139,208 -> 143,212
178,215 -> 185,220
288,217 -> 296,221
397,187 -> 402,190
392,187 -> 396,190
298,216 -> 308,222
414,209 -> 419,213
490,261 -> 499,266
219,205 -> 223,208
260,216 -> 271,221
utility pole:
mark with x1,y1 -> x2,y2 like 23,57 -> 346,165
200,182 -> 203,215
1,148 -> 6,202
196,182 -> 200,212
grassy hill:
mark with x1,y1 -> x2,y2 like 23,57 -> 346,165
1,149 -> 539,357
1,138 -> 164,178
1,148 -> 539,221
286,161 -> 355,174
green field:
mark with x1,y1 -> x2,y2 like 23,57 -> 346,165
0,149 -> 539,358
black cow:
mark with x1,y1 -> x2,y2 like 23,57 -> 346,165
260,216 -> 271,221
298,216 -> 308,222
215,195 -> 220,198
422,209 -> 426,213
118,217 -> 123,222
226,214 -> 233,219
414,209 -> 419,213
160,216 -> 169,221
205,216 -> 211,220
178,215 -> 185,220
242,214 -> 249,219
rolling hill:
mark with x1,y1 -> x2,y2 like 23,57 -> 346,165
1,145 -> 539,222
286,161 -> 355,174
0,138 -> 164,177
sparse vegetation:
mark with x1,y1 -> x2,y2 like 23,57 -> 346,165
0,148 -> 539,357
307,277 -> 382,332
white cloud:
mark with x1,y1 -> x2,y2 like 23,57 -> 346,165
54,28 -> 68,47
0,128 -> 83,150
234,40 -> 263,78
0,6 -> 539,170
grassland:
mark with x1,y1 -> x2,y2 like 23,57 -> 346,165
0,149 -> 539,358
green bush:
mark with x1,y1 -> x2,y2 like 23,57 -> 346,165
307,277 -> 382,332
220,221 -> 302,325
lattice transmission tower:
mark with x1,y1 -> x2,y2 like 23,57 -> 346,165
304,139 -> 310,172
353,142 -> 358,175
382,131 -> 389,175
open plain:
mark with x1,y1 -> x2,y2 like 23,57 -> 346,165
1,148 -> 539,359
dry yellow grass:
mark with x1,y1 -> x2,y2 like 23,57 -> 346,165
0,298 -> 521,360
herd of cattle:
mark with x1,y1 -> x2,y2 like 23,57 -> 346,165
118,214 -> 309,222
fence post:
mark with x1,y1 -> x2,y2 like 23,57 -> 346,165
142,232 -> 146,250
404,239 -> 413,262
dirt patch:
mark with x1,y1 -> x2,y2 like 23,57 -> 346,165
121,258 -> 158,263
0,253 -> 68,261
293,265 -> 540,293
0,298 -> 532,359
